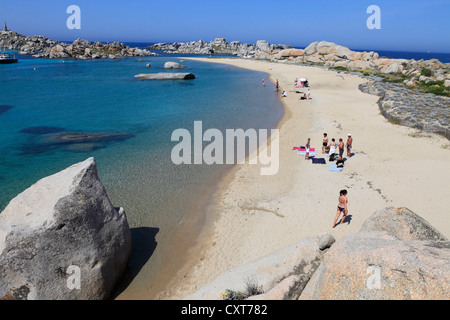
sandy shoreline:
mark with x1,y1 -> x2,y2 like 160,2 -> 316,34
144,58 -> 450,300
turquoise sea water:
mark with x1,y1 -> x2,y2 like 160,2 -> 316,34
0,53 -> 284,296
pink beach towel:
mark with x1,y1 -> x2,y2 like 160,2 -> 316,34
293,147 -> 315,152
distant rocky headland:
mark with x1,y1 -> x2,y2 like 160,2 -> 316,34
0,30 -> 156,59
148,38 -> 293,57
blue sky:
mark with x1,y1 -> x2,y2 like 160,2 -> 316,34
1,0 -> 449,52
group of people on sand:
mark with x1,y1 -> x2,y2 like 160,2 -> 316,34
322,133 -> 352,160
272,79 -> 311,100
304,133 -> 352,161
303,133 -> 353,228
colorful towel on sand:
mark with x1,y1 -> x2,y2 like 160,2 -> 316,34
298,151 -> 317,156
329,163 -> 343,172
293,147 -> 315,152
312,158 -> 326,164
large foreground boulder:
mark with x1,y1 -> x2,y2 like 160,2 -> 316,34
299,207 -> 449,300
134,73 -> 195,80
0,158 -> 131,300
360,207 -> 447,241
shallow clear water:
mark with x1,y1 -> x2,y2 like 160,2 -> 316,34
0,53 -> 284,296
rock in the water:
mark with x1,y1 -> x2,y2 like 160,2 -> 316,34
163,61 -> 186,69
0,158 -> 132,300
134,73 -> 195,80
360,207 -> 448,241
0,105 -> 14,116
299,231 -> 450,300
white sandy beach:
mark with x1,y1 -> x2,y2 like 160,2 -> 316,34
136,58 -> 450,300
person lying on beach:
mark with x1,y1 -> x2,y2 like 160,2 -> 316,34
333,189 -> 348,228
299,93 -> 307,100
322,133 -> 328,154
346,134 -> 353,157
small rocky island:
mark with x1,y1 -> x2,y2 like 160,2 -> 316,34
0,29 -> 156,59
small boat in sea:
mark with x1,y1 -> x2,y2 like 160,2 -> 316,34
0,51 -> 18,64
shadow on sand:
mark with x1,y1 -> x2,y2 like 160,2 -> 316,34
111,227 -> 159,298
337,214 -> 353,226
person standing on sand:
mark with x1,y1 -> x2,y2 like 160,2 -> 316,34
346,134 -> 353,158
275,79 -> 279,92
322,133 -> 328,154
307,89 -> 311,100
305,138 -> 311,160
333,189 -> 348,228
338,138 -> 344,160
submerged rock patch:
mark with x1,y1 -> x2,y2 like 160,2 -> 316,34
0,105 -> 14,116
18,131 -> 134,155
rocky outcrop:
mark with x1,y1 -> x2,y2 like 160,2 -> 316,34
0,30 -> 156,59
360,207 -> 448,241
186,234 -> 334,300
148,38 -> 292,58
0,158 -> 132,300
134,73 -> 195,80
358,79 -> 450,140
186,207 -> 449,300
299,232 -> 449,300
273,40 -> 450,80
299,207 -> 449,300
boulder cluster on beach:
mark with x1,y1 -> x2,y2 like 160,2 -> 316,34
187,207 -> 449,300
0,30 -> 156,59
148,38 -> 293,57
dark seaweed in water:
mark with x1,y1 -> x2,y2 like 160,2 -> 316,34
0,105 -> 14,115
20,126 -> 65,135
18,131 -> 135,155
